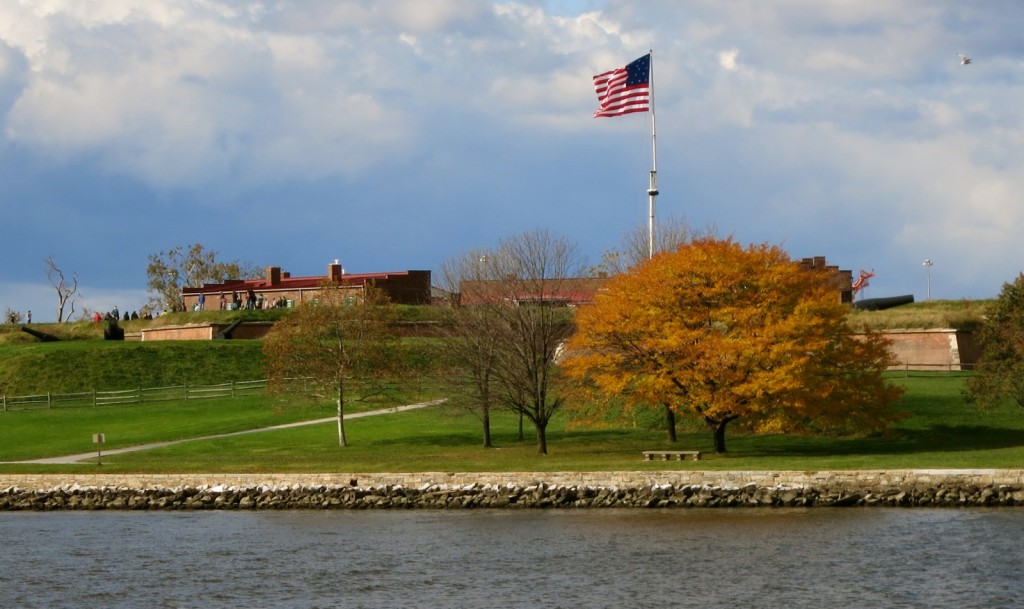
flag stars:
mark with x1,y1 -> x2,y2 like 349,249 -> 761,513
593,53 -> 652,118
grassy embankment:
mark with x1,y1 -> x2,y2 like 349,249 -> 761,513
846,297 -> 989,332
3,300 -> 1022,473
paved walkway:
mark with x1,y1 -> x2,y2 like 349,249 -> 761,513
4,399 -> 446,465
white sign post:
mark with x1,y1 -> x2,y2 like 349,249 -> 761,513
92,433 -> 105,466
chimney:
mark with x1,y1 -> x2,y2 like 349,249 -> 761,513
328,260 -> 343,282
266,266 -> 281,286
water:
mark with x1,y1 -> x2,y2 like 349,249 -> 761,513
1,509 -> 1022,608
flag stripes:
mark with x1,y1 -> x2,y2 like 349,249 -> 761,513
593,53 -> 651,118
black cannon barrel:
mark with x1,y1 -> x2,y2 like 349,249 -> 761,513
20,326 -> 60,342
853,294 -> 915,311
215,319 -> 244,339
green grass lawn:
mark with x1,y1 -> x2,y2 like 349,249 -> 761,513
0,396 -> 326,461
2,374 -> 1023,473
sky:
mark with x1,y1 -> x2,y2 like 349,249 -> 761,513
2,0 -> 1023,322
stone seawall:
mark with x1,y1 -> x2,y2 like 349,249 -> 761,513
3,470 -> 1024,510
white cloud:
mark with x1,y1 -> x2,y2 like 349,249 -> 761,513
0,1 -> 649,188
718,49 -> 739,71
385,0 -> 487,32
1,1 -> 430,187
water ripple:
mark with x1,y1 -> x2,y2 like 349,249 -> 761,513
1,509 -> 1022,608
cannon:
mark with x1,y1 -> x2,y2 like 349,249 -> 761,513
214,319 -> 244,340
21,326 -> 60,342
852,294 -> 915,311
103,319 -> 125,341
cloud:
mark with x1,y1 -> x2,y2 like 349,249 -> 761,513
718,49 -> 739,71
2,1 -> 425,188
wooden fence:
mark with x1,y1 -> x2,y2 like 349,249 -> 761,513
888,362 -> 976,376
0,380 -> 268,412
0,364 -> 972,413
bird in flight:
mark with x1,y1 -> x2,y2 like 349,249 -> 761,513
958,53 -> 972,65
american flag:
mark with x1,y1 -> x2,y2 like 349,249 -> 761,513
592,53 -> 651,118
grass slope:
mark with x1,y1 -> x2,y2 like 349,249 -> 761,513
0,340 -> 266,394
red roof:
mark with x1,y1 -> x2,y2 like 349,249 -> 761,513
458,277 -> 608,306
182,271 -> 419,295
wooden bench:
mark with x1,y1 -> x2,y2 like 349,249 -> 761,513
642,450 -> 702,461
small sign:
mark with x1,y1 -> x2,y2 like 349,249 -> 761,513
93,433 -> 105,466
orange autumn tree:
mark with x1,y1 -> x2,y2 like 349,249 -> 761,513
562,238 -> 904,454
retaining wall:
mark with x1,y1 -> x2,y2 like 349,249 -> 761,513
883,328 -> 980,371
3,470 -> 1023,510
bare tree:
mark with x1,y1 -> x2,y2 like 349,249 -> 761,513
3,308 -> 22,325
448,229 -> 586,455
437,250 -> 504,447
263,282 -> 400,447
45,256 -> 79,323
590,215 -> 719,276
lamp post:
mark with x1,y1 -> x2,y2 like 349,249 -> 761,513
923,259 -> 933,301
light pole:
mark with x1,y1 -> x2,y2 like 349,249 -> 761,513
923,259 -> 933,301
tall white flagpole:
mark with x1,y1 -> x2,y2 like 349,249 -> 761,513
646,49 -> 658,260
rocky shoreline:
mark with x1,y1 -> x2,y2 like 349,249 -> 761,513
4,473 -> 1024,510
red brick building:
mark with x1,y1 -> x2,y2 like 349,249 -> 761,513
456,277 -> 609,307
798,256 -> 854,304
181,263 -> 431,311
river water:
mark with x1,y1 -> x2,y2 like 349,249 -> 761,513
1,508 -> 1022,608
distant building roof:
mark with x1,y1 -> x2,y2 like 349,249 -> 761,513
182,271 -> 424,294
458,277 -> 609,306
181,263 -> 432,306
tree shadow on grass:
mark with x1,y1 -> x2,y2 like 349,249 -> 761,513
743,425 -> 1024,458
358,423 -> 648,451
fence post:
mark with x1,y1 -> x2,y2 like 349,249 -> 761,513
93,390 -> 97,407
48,392 -> 52,410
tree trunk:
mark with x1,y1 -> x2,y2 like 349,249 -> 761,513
664,404 -> 677,443
336,385 -> 348,447
712,421 -> 727,454
535,422 -> 548,455
479,381 -> 493,448
482,401 -> 492,448
705,416 -> 733,454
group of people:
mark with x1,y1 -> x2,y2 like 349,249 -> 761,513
91,307 -> 148,323
194,290 -> 290,312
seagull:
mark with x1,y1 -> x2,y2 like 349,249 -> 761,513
958,53 -> 972,65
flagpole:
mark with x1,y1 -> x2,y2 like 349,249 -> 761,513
646,49 -> 658,260
591,51 -> 658,258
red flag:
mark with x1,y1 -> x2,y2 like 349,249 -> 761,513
593,53 -> 651,118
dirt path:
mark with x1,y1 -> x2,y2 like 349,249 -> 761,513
5,399 -> 446,465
